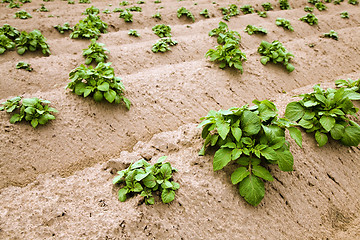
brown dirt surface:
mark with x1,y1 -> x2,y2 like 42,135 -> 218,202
0,0 -> 359,239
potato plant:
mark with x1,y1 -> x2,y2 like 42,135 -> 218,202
70,14 -> 108,39
340,11 -> 349,18
15,10 -> 32,19
285,85 -> 360,147
348,0 -> 358,4
67,62 -> 131,109
152,38 -> 177,53
15,30 -> 51,55
335,78 -> 360,92
200,9 -> 209,18
128,6 -> 142,12
199,100 -> 302,206
128,29 -> 140,37
315,2 -> 327,10
54,23 -> 73,34
177,7 -> 195,22
279,0 -> 291,10
82,39 -> 109,65
262,2 -> 273,11
300,13 -> 318,25
152,12 -> 162,20
39,4 -> 49,12
240,5 -> 254,14
258,40 -> 294,72
119,10 -> 133,22
16,61 -> 33,71
152,24 -> 171,38
244,25 -> 267,35
0,97 -> 58,128
257,11 -> 267,18
323,30 -> 338,40
113,156 -> 180,205
82,6 -> 99,15
276,18 -> 294,31
7,2 -> 20,8
209,21 -> 241,45
0,34 -> 15,54
220,4 -> 239,21
0,24 -> 20,39
304,6 -> 314,12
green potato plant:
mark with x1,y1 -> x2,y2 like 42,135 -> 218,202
262,2 -> 274,11
300,13 -> 318,25
7,2 -> 20,8
275,18 -> 294,31
348,0 -> 358,4
209,21 -> 241,45
220,4 -> 239,21
285,85 -> 360,147
82,39 -> 109,65
82,6 -> 100,15
244,25 -> 267,35
15,10 -> 32,19
152,38 -> 177,53
152,24 -> 171,38
16,61 -> 33,71
258,40 -> 294,72
177,7 -> 195,22
323,30 -> 338,40
15,30 -> 51,56
113,156 -> 180,205
335,78 -> 360,92
152,12 -> 162,20
279,0 -> 291,10
200,9 -> 209,18
0,34 -> 15,54
315,2 -> 327,10
119,10 -> 133,22
79,0 -> 91,3
128,29 -> 140,37
240,5 -> 254,14
119,1 -> 129,6
198,100 -> 302,206
340,11 -> 349,18
54,23 -> 73,34
70,14 -> 108,39
0,97 -> 58,128
0,24 -> 20,39
128,6 -> 142,12
67,62 -> 131,109
257,11 -> 267,18
39,4 -> 49,12
304,6 -> 314,12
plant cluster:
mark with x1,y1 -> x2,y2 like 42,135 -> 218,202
300,13 -> 318,25
15,10 -> 32,19
79,0 -> 91,3
258,40 -> 295,72
16,61 -> 33,71
152,12 -> 162,20
113,156 -> 180,205
335,78 -> 360,92
19,0 -> 31,3
257,11 -> 267,18
279,0 -> 291,10
340,11 -> 349,18
0,24 -> 20,54
275,18 -> 294,31
333,0 -> 342,4
119,10 -> 133,22
208,21 -> 241,45
67,62 -> 131,109
15,30 -> 51,55
244,25 -> 267,35
324,0 -> 332,2
220,4 -> 239,21
70,14 -> 108,39
83,6 -> 99,15
315,2 -> 327,10
304,6 -> 314,12
308,0 -> 320,4
198,100 -> 302,206
0,34 -> 15,54
119,1 -> 129,6
240,5 -> 254,15
54,23 -> 73,34
262,2 -> 274,11
323,30 -> 338,40
348,0 -> 358,4
285,85 -> 360,147
128,6 -> 142,12
82,39 -> 109,65
152,24 -> 171,38
137,0 -> 145,3
7,2 -> 20,8
177,7 -> 195,22
0,97 -> 58,128
128,29 -> 140,37
200,9 -> 209,18
39,4 -> 49,12
151,38 -> 177,53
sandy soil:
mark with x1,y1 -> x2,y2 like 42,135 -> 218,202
0,0 -> 359,239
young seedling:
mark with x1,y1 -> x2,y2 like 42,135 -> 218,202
119,10 -> 133,22
0,97 -> 58,128
333,0 -> 342,4
0,24 -> 20,40
152,24 -> 171,38
79,0 -> 91,3
244,25 -> 267,35
154,0 -> 161,3
304,6 -> 314,12
152,12 -> 162,20
240,5 -> 254,14
177,7 -> 195,22
308,0 -> 320,4
70,14 -> 108,39
258,40 -> 294,72
19,0 -> 31,3
7,2 -> 20,8
137,0 -> 145,3
323,30 -> 338,40
276,18 -> 294,31
348,0 -> 358,4
113,8 -> 124,13
128,29 -> 140,37
127,6 -> 142,12
209,21 -> 241,45
257,11 -> 267,18
0,34 -> 15,54
198,100 -> 302,206
152,38 -> 177,53
83,6 -> 100,15
340,11 -> 349,18
113,156 -> 180,205
220,4 -> 239,21
324,0 -> 332,2
67,62 -> 131,109
39,4 -> 49,12
262,2 -> 273,11
54,23 -> 73,34
335,78 -> 360,92
300,13 -> 318,25
119,1 -> 129,6
200,9 -> 209,18
68,0 -> 74,4
82,39 -> 109,65
14,10 -> 32,19
315,2 -> 327,10
16,61 -> 33,71
279,0 -> 291,10
285,85 -> 360,147
15,30 -> 51,56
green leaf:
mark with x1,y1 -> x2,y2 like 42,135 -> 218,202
97,82 -> 109,91
161,189 -> 175,203
171,181 -> 180,190
299,119 -> 313,129
145,197 -> 155,205
113,174 -> 124,184
288,127 -> 302,148
240,110 -> 261,136
217,121 -> 230,140
285,102 -> 305,121
75,82 -> 87,95
231,127 -> 242,142
319,116 -> 335,132
252,165 -> 274,182
143,174 -> 157,188
134,172 -> 150,181
238,175 -> 265,206
276,150 -> 294,171
31,118 -> 38,128
340,126 -> 360,146
160,163 -> 172,180
236,156 -> 250,165
213,148 -> 232,171
231,167 -> 250,184
330,124 -> 345,140
161,180 -> 173,189
260,147 -> 278,161
9,114 -> 22,123
22,98 -> 38,107
315,131 -> 328,147
133,182 -> 143,192
231,148 -> 242,160
104,89 -> 116,103
118,188 -> 128,202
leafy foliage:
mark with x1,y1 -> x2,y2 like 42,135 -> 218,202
82,39 -> 109,65
300,13 -> 318,25
244,25 -> 267,35
152,24 -> 171,38
199,100 -> 302,206
70,14 -> 108,39
67,62 -> 131,109
279,0 -> 291,10
0,97 -> 58,128
19,0 -> 31,3
39,4 -> 49,12
340,11 -> 349,18
0,34 -> 15,54
128,6 -> 142,12
285,85 -> 360,147
16,61 -> 33,71
7,2 -> 20,8
304,6 -> 314,12
137,0 -> 145,3
15,30 -> 51,56
220,4 -> 239,21
257,11 -> 267,18
262,2 -> 274,11
54,23 -> 73,34
258,40 -> 294,72
323,30 -> 338,40
15,10 -> 32,19
113,156 -> 180,205
119,10 -> 133,22
119,1 -> 129,6
208,21 -> 241,45
152,12 -> 162,20
177,7 -> 195,22
79,0 -> 91,3
275,18 -> 294,31
128,29 -> 140,37
83,6 -> 99,15
308,0 -> 320,3
335,78 -> 360,92
200,9 -> 209,18
315,2 -> 327,10
240,5 -> 254,15
0,24 -> 20,40
152,38 -> 177,53
348,0 -> 358,4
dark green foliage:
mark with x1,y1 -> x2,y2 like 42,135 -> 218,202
15,30 -> 51,56
258,40 -> 294,72
39,4 -> 49,12
244,25 -> 267,35
54,23 -> 73,34
0,24 -> 20,39
67,62 -> 131,108
128,6 -> 142,12
340,11 -> 349,18
304,6 -> 314,12
348,0 -> 358,4
137,0 -> 145,3
200,9 -> 209,18
208,21 -> 241,45
152,24 -> 171,38
119,10 -> 133,22
16,61 -> 33,71
0,34 -> 15,54
276,18 -> 294,31
113,156 -> 180,205
240,5 -> 254,14
315,2 -> 327,10
119,1 -> 129,6
300,13 -> 318,25
70,14 -> 108,39
82,39 -> 109,65
323,30 -> 338,40
82,6 -> 100,15
177,7 -> 195,22
220,4 -> 239,21
7,2 -> 21,8
285,85 -> 360,147
199,100 -> 302,206
335,78 -> 360,92
128,29 -> 140,37
0,97 -> 58,128
152,12 -> 162,20
279,0 -> 291,10
19,0 -> 31,3
15,10 -> 32,19
152,38 -> 177,53
308,0 -> 320,4
257,11 -> 267,18
262,2 -> 273,11
79,0 -> 91,3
